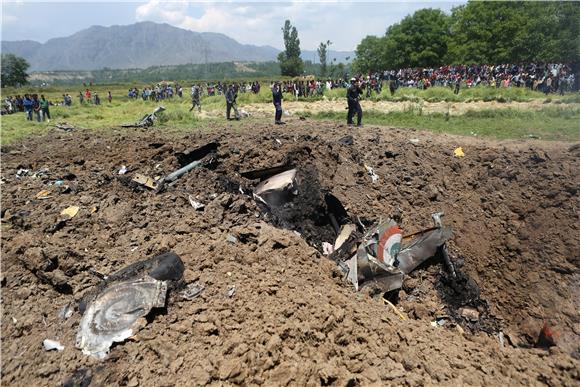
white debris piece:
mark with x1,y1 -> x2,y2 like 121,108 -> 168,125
322,242 -> 335,256
364,164 -> 379,183
181,282 -> 205,300
188,195 -> 205,210
43,339 -> 65,351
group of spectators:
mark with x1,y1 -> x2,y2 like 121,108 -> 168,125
4,62 -> 576,120
379,63 -> 575,94
78,88 -> 111,105
130,83 -> 185,101
3,94 -> 51,121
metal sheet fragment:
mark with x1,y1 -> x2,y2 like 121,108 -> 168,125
76,276 -> 167,359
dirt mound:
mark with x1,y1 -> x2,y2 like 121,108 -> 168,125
1,121 -> 578,385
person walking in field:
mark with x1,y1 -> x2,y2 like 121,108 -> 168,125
39,95 -> 50,122
108,91 -> 112,103
225,84 -> 240,120
272,82 -> 284,124
346,78 -> 363,126
189,84 -> 201,113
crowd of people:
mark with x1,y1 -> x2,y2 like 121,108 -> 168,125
129,83 -> 183,101
379,63 -> 575,95
2,94 -> 52,122
3,62 -> 575,124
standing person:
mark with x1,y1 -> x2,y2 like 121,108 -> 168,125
272,82 -> 284,124
32,94 -> 41,122
94,93 -> 101,105
23,94 -> 33,121
39,95 -> 50,122
225,84 -> 240,120
189,84 -> 201,112
389,79 -> 397,96
346,78 -> 362,126
107,91 -> 112,103
85,89 -> 92,103
79,91 -> 84,104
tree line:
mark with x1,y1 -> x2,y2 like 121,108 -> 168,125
352,1 -> 580,73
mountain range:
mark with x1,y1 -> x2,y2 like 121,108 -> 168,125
1,22 -> 354,72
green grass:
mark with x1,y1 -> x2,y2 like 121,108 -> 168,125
303,106 -> 580,141
324,85 -> 576,104
0,97 -> 206,144
2,84 -> 579,144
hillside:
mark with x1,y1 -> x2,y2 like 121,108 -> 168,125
1,21 -> 353,72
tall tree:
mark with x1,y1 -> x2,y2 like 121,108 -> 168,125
448,1 -> 580,64
383,8 -> 451,68
317,40 -> 332,78
353,8 -> 450,71
278,20 -> 304,76
352,35 -> 386,73
1,54 -> 29,87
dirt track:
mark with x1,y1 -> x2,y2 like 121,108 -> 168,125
196,99 -> 559,119
1,120 -> 579,385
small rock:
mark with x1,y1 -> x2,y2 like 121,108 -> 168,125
226,234 -> 238,244
505,234 -> 520,252
459,307 -> 480,321
265,334 -> 282,353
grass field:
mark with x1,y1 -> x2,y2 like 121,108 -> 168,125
2,85 -> 579,144
303,106 -> 580,141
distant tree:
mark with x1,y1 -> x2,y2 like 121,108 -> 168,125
317,40 -> 332,78
383,8 -> 451,68
448,1 -> 580,64
352,35 -> 386,73
1,54 -> 30,87
278,20 -> 304,76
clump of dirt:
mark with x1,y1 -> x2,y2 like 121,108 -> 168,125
1,120 -> 578,385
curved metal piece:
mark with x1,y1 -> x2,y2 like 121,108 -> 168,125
76,276 -> 167,359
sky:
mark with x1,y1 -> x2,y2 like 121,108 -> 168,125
1,1 -> 464,51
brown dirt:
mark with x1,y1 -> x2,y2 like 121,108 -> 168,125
1,120 -> 579,386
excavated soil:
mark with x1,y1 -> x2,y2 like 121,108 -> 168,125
1,120 -> 579,386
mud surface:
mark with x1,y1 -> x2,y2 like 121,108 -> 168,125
1,120 -> 579,385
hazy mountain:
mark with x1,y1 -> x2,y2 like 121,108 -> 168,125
1,22 -> 280,71
2,40 -> 42,59
1,22 -> 354,72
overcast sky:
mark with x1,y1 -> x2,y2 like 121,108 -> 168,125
2,1 -> 464,51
